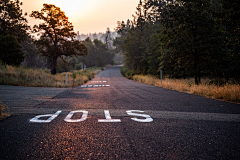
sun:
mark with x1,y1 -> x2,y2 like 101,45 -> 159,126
53,0 -> 88,17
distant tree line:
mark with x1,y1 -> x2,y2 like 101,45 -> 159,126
56,38 -> 115,72
114,0 -> 240,84
0,1 -> 115,74
78,38 -> 114,68
77,31 -> 117,43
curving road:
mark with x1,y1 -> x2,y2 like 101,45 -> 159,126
1,65 -> 240,159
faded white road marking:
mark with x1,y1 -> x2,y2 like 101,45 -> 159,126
80,85 -> 110,88
64,110 -> 88,122
98,110 -> 121,122
91,81 -> 107,83
29,110 -> 62,123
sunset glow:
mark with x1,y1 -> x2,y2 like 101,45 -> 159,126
53,0 -> 89,17
21,0 -> 139,34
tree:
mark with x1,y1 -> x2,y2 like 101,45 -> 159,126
78,38 -> 114,67
115,0 -> 239,83
0,0 -> 28,42
121,0 -> 159,73
0,0 -> 28,65
21,37 -> 48,68
30,4 -> 87,74
160,0 -> 224,84
93,39 -> 114,66
92,33 -> 98,40
0,34 -> 24,65
115,20 -> 131,36
146,25 -> 168,75
105,27 -> 112,49
113,20 -> 131,53
221,0 -> 240,80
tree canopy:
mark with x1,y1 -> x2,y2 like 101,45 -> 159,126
0,34 -> 24,65
0,0 -> 28,42
30,4 -> 87,74
78,38 -> 114,68
115,0 -> 240,84
0,0 -> 28,65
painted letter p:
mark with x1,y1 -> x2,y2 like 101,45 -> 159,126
29,111 -> 62,123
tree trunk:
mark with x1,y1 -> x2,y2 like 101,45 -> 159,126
51,57 -> 57,74
192,23 -> 201,85
194,51 -> 201,85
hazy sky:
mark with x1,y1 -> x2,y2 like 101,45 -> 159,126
21,0 -> 139,34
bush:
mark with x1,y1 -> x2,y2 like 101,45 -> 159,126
75,62 -> 83,70
121,66 -> 136,79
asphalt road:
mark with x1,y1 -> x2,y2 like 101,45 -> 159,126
0,65 -> 240,159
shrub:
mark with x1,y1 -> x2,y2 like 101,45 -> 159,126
0,101 -> 10,120
75,62 -> 83,70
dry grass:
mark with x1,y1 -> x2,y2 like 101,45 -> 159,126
0,101 -> 11,120
0,64 -> 101,88
133,74 -> 240,103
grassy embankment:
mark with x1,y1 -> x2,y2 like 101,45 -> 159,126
121,67 -> 240,104
0,64 -> 101,88
0,64 -> 102,119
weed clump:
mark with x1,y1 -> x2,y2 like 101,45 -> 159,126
121,66 -> 137,79
0,101 -> 10,120
129,74 -> 240,104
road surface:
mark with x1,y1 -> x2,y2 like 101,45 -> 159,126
1,66 -> 240,159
